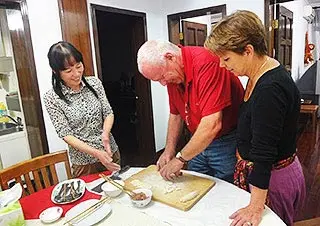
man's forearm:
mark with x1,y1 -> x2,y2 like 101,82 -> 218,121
165,113 -> 184,154
180,112 -> 222,161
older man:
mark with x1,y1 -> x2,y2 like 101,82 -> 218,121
137,40 -> 244,182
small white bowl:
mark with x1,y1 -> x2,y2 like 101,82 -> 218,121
39,206 -> 63,223
130,188 -> 152,208
101,180 -> 125,197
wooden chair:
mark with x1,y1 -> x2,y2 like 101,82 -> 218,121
0,150 -> 72,197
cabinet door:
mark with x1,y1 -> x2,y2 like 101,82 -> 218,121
0,132 -> 31,168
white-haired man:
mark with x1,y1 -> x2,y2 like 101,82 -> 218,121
137,40 -> 244,182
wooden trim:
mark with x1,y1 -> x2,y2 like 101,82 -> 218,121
167,5 -> 226,21
270,0 -> 294,3
167,4 -> 226,45
91,4 -> 145,17
265,0 -> 273,56
20,0 -> 49,155
91,4 -> 146,79
90,6 -> 101,79
58,0 -> 94,76
1,0 -> 49,156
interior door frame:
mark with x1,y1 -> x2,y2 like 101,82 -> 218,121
0,0 -> 49,156
167,5 -> 226,45
91,5 -> 148,78
182,20 -> 208,46
90,4 -> 156,165
58,0 -> 94,76
264,0 -> 294,56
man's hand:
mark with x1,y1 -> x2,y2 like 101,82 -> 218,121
156,150 -> 175,170
102,131 -> 112,156
95,150 -> 120,172
159,158 -> 184,181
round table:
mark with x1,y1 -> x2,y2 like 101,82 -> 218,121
25,167 -> 286,226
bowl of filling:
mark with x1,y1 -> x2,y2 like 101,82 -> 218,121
130,188 -> 152,208
101,180 -> 125,197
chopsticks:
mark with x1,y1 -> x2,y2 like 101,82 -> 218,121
99,173 -> 135,198
63,196 -> 111,225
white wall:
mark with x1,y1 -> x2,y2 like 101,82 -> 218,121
26,0 -> 169,153
26,0 -> 68,180
163,0 -> 264,90
26,0 -> 66,152
26,0 -> 266,155
163,0 -> 265,24
281,0 -> 309,82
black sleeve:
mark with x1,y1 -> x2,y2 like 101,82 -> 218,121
248,84 -> 288,189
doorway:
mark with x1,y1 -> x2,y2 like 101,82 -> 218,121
167,5 -> 226,45
91,5 -> 155,167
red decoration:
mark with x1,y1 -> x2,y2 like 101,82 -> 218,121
304,32 -> 315,64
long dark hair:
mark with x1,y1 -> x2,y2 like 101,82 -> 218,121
47,41 -> 98,103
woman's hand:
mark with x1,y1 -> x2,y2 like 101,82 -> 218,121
229,203 -> 264,226
95,150 -> 120,172
101,131 -> 112,156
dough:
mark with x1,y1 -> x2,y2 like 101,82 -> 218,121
164,185 -> 176,194
180,191 -> 199,203
130,179 -> 152,189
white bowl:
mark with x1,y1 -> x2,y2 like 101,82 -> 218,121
130,188 -> 152,208
101,180 -> 124,197
39,206 -> 63,223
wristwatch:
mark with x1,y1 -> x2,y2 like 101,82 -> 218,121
175,151 -> 188,164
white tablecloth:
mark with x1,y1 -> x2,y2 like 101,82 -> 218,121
26,167 -> 286,226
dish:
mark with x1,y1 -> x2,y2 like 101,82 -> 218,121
64,199 -> 112,226
51,179 -> 86,204
101,180 -> 124,197
130,188 -> 152,208
39,206 -> 63,223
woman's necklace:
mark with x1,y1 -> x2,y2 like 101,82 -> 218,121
244,56 -> 270,101
251,56 -> 269,82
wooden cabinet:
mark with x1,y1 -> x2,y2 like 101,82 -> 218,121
0,131 -> 31,168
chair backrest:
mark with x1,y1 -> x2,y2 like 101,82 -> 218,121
0,150 -> 72,197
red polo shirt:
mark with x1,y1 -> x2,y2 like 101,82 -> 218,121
167,46 -> 244,138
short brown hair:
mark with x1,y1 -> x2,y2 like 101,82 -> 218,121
205,10 -> 267,56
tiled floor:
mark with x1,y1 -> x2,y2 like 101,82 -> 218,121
296,118 -> 320,221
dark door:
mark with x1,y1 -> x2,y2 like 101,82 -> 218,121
274,5 -> 293,72
182,21 -> 207,46
91,5 -> 155,167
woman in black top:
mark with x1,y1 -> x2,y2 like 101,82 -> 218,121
205,10 -> 305,226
